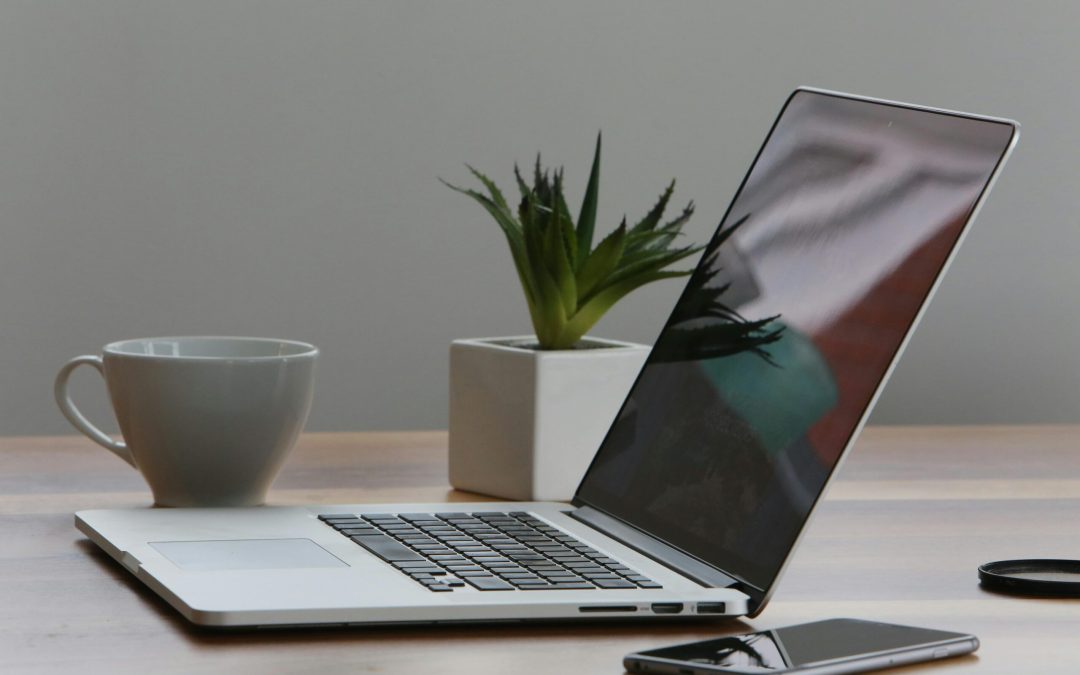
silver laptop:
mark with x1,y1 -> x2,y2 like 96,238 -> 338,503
76,88 -> 1018,628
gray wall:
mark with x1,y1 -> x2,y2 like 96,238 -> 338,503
3,1 -> 1077,436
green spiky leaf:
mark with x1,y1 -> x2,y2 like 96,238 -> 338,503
554,270 -> 689,349
576,133 -> 601,261
630,180 -> 675,234
440,178 -> 534,307
576,219 -> 626,300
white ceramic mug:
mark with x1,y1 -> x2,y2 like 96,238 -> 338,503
54,336 -> 318,507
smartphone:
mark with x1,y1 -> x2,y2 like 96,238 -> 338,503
623,618 -> 979,674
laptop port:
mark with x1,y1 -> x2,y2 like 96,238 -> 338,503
695,602 -> 727,614
650,602 -> 684,614
578,605 -> 638,613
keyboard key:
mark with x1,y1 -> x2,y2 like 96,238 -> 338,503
393,561 -> 440,570
442,518 -> 483,526
412,574 -> 448,583
551,582 -> 595,589
363,515 -> 404,523
463,576 -> 514,591
337,527 -> 379,536
400,537 -> 438,545
521,563 -> 562,571
351,535 -> 426,562
499,571 -> 540,579
327,519 -> 364,526
427,584 -> 453,592
594,579 -> 636,589
537,570 -> 580,579
574,561 -> 609,574
489,565 -> 528,574
398,513 -> 437,521
318,514 -> 358,521
407,571 -> 446,580
635,581 -> 663,589
414,547 -> 453,556
581,573 -> 620,581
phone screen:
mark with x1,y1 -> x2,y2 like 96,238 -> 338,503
634,619 -> 970,671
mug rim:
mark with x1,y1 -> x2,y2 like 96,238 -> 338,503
103,336 -> 319,361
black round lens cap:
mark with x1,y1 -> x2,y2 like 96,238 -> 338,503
979,559 -> 1080,597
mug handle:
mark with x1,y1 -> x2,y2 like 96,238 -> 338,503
54,355 -> 136,468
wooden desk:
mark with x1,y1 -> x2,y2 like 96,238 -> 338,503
3,427 -> 1079,673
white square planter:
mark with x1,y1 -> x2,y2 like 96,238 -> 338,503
448,336 -> 650,502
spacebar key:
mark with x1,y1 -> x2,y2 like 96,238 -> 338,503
463,575 -> 514,591
351,535 -> 425,562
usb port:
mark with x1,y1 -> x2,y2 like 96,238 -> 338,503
650,602 -> 684,614
696,602 -> 727,614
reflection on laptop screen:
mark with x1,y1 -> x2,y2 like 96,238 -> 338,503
576,90 -> 1016,591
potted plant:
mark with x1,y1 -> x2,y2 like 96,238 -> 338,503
442,134 -> 705,501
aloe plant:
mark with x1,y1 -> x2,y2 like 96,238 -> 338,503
443,134 -> 704,350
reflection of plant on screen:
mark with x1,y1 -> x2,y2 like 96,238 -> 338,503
651,214 -> 784,364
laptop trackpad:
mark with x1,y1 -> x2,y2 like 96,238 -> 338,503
151,539 -> 348,571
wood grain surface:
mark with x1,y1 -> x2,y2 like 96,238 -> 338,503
3,426 -> 1080,674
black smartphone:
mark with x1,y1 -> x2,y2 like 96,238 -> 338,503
624,618 -> 978,674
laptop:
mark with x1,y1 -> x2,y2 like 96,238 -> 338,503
75,88 -> 1018,628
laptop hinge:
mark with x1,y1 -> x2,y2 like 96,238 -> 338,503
569,505 -> 738,589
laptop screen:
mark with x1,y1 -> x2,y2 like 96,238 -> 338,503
574,89 -> 1016,593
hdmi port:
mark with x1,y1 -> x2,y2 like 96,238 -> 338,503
651,603 -> 684,614
578,605 -> 638,613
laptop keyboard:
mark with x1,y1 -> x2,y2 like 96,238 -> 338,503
318,511 -> 662,593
